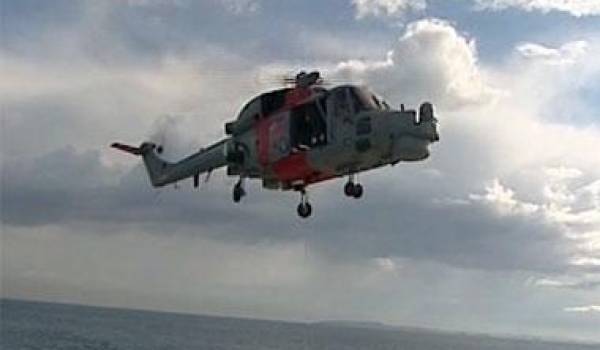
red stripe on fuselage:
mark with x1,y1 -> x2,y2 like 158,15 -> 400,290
284,88 -> 311,107
272,153 -> 336,184
272,153 -> 312,182
257,118 -> 270,166
256,86 -> 335,184
256,87 -> 311,166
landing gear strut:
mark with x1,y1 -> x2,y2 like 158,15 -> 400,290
232,178 -> 246,203
344,175 -> 363,199
296,187 -> 312,218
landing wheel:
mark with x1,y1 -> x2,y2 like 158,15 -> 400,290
297,202 -> 312,218
233,181 -> 245,203
344,180 -> 363,199
344,182 -> 355,197
352,183 -> 363,199
296,187 -> 312,218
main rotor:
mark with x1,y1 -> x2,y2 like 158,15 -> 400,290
282,71 -> 323,88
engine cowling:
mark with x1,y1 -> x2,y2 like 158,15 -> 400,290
224,140 -> 245,164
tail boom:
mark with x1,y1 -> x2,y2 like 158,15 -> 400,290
111,140 -> 229,188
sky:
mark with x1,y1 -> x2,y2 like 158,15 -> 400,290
2,0 -> 600,343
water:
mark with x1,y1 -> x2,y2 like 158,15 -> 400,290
1,299 -> 597,350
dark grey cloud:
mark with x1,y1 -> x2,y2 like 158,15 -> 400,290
0,144 -> 576,275
2,14 -> 597,280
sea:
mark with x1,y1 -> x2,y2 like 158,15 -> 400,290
1,299 -> 598,350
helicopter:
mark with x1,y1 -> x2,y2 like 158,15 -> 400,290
112,71 -> 439,218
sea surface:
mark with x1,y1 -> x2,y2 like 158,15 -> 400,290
1,299 -> 598,350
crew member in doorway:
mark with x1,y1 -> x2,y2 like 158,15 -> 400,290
292,104 -> 326,152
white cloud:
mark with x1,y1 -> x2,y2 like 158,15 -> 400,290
334,19 -> 498,109
474,0 -> 600,17
570,257 -> 600,267
125,0 -> 187,6
221,0 -> 260,15
532,275 -> 600,290
352,0 -> 426,19
534,278 -> 574,287
468,179 -> 540,216
564,305 -> 600,313
516,41 -> 589,65
373,257 -> 400,271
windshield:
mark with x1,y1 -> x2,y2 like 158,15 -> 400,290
350,87 -> 389,111
350,87 -> 377,112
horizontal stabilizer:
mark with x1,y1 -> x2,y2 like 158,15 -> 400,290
111,142 -> 142,156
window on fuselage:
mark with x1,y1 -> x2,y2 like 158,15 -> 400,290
371,95 -> 382,109
290,102 -> 327,150
261,89 -> 290,116
332,88 -> 351,117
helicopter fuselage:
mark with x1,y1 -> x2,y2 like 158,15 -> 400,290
111,74 -> 439,218
225,85 -> 439,191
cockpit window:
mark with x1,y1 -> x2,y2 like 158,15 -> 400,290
349,87 -> 377,112
371,95 -> 382,109
371,93 -> 394,111
350,87 -> 396,112
328,86 -> 389,116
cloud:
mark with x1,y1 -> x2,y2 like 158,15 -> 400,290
533,277 -> 600,290
3,6 -> 600,339
516,41 -> 589,65
468,179 -> 540,216
352,0 -> 426,19
326,19 -> 600,289
3,17 -> 599,278
333,19 -> 499,109
564,305 -> 600,313
221,0 -> 260,15
473,0 -> 600,17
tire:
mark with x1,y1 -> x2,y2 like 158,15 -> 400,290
344,182 -> 355,197
352,184 -> 363,199
233,185 -> 244,203
297,202 -> 312,218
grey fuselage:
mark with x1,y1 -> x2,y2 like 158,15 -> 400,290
225,85 -> 439,190
135,85 -> 438,191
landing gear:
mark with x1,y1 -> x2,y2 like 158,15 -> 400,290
344,182 -> 355,197
297,202 -> 312,218
344,175 -> 364,199
352,183 -> 363,198
232,178 -> 246,203
296,187 -> 312,218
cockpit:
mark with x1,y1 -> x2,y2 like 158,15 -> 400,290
349,86 -> 391,112
328,85 -> 390,116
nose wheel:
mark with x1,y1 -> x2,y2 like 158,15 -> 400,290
296,187 -> 312,218
344,175 -> 364,199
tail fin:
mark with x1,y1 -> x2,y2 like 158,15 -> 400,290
111,142 -> 172,187
111,139 -> 228,188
